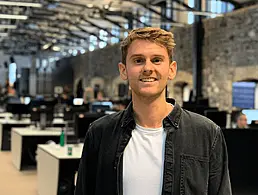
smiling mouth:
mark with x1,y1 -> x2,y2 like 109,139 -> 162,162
140,78 -> 158,82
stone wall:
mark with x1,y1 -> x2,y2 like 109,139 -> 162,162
173,5 -> 258,110
54,5 -> 258,110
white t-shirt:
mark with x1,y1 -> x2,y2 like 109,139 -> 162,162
123,123 -> 167,195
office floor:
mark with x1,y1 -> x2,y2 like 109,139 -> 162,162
0,151 -> 37,195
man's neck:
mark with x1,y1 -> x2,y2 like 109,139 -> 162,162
132,93 -> 173,128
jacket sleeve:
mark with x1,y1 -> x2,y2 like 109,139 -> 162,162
74,126 -> 96,195
208,127 -> 232,195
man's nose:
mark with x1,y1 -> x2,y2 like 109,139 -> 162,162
142,60 -> 154,75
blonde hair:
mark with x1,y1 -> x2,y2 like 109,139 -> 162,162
120,27 -> 176,64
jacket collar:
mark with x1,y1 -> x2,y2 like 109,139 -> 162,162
121,98 -> 182,129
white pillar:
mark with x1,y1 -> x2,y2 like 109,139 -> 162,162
29,55 -> 37,96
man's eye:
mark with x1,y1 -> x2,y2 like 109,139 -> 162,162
134,58 -> 144,64
152,58 -> 162,64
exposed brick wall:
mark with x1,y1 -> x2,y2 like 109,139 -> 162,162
173,5 -> 258,110
54,5 -> 258,110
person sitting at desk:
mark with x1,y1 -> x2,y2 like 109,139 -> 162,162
236,113 -> 248,129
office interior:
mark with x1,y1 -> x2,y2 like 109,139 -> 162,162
0,0 -> 258,195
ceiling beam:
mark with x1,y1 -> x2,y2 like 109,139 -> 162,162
220,0 -> 242,8
123,0 -> 185,25
49,6 -> 119,40
54,0 -> 125,28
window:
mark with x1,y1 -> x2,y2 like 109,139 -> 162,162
207,0 -> 234,17
124,23 -> 129,38
188,0 -> 195,24
9,62 -> 17,86
232,82 -> 256,109
111,26 -> 120,43
99,30 -> 108,42
89,35 -> 97,51
99,42 -> 107,48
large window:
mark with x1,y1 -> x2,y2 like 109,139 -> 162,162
9,62 -> 17,86
207,0 -> 234,18
123,23 -> 129,38
89,35 -> 98,51
232,82 -> 256,109
188,0 -> 195,24
111,26 -> 120,44
99,30 -> 108,48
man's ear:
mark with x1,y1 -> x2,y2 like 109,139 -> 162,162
118,62 -> 128,80
168,61 -> 177,80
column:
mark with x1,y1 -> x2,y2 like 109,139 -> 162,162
192,0 -> 204,102
29,55 -> 37,96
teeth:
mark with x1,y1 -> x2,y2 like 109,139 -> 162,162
141,78 -> 156,82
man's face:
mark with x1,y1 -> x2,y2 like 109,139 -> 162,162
237,115 -> 248,128
118,39 -> 177,98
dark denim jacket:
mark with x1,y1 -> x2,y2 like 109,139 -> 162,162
75,100 -> 232,195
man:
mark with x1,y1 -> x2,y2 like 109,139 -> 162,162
75,27 -> 232,195
236,113 -> 248,129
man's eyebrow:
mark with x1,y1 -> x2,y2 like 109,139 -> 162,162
129,54 -> 144,59
152,55 -> 165,58
129,54 -> 165,59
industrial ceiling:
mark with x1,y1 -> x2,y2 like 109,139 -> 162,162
0,0 -> 256,55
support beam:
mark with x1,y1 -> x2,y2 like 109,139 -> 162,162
123,0 -> 186,25
160,1 -> 167,30
192,0 -> 204,102
220,0 -> 242,8
54,6 -> 119,40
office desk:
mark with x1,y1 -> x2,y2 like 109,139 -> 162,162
52,118 -> 66,127
0,112 -> 12,118
0,119 -> 31,150
0,118 -> 66,151
11,127 -> 63,171
37,144 -> 83,195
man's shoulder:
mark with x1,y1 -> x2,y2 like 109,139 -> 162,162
180,108 -> 223,150
88,110 -> 124,132
181,108 -> 221,133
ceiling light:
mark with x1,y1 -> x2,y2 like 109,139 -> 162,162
42,43 -> 50,50
0,25 -> 17,29
0,14 -> 28,20
0,1 -> 42,7
80,49 -> 85,54
87,4 -> 93,8
72,50 -> 78,56
52,46 -> 61,51
109,7 -> 119,11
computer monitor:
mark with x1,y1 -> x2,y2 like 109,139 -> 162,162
6,103 -> 30,120
204,110 -> 227,128
63,105 -> 89,121
30,105 -> 54,128
6,96 -> 21,104
73,98 -> 84,106
242,109 -> 258,125
74,112 -> 106,142
182,102 -> 206,116
24,97 -> 31,105
90,101 -> 113,112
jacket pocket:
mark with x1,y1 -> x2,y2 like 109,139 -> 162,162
180,154 -> 209,195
